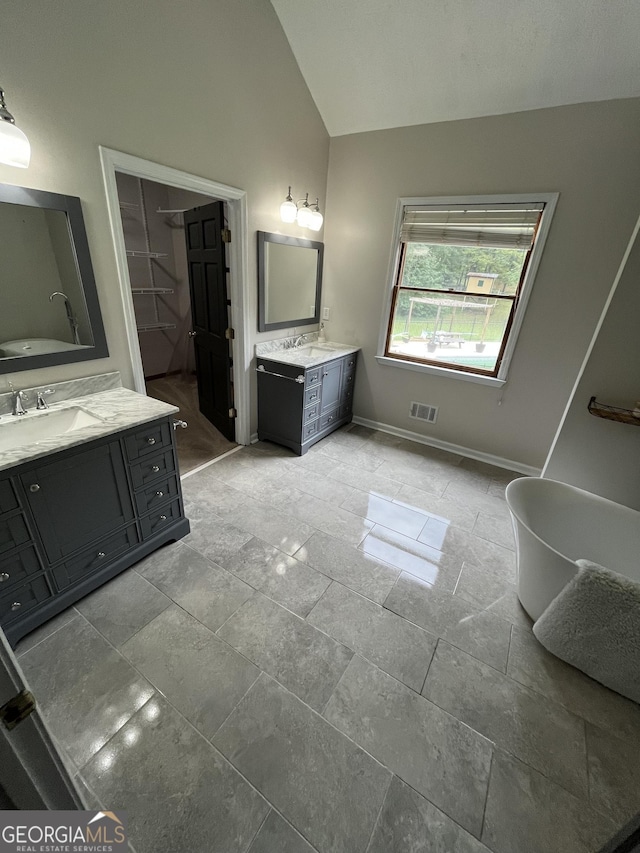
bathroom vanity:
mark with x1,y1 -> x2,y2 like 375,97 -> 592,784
256,340 -> 359,454
0,386 -> 189,646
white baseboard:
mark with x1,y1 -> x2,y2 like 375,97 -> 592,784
350,415 -> 541,477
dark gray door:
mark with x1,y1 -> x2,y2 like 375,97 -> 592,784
184,201 -> 235,441
320,361 -> 342,414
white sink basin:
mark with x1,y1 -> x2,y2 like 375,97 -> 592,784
300,345 -> 340,357
0,407 -> 104,452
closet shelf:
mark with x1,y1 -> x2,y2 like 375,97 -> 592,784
119,201 -> 139,211
137,322 -> 176,333
587,396 -> 640,426
131,287 -> 174,295
126,250 -> 169,259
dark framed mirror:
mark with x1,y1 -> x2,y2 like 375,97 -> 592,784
257,231 -> 323,332
0,183 -> 108,373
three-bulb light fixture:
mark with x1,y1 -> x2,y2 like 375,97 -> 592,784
0,86 -> 30,169
280,187 -> 323,231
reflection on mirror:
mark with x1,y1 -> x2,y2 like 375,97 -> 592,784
0,183 -> 108,374
257,231 -> 323,332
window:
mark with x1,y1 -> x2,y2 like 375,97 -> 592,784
380,195 -> 557,382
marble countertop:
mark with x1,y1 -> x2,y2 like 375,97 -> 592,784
0,388 -> 178,472
257,341 -> 360,369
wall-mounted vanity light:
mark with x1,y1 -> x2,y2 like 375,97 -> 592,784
279,187 -> 323,231
0,87 -> 30,168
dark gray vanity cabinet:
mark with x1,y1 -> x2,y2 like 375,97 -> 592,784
0,416 -> 189,647
257,351 -> 358,454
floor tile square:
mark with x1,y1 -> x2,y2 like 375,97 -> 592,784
137,541 -> 254,631
214,673 -> 391,853
507,627 -> 640,743
308,583 -> 437,691
217,594 -> 353,711
75,568 -> 171,647
120,604 -> 260,740
360,525 -> 461,591
384,572 -> 511,671
248,811 -> 317,853
482,750 -> 615,853
586,723 -> 640,826
19,617 -> 154,768
324,655 -> 492,837
294,530 -> 399,603
423,641 -> 589,798
340,490 -> 429,538
367,775 -> 491,853
83,695 -> 269,853
219,536 -> 331,617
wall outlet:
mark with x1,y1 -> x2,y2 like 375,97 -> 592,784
322,307 -> 330,320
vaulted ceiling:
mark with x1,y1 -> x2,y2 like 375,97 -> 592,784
270,0 -> 640,136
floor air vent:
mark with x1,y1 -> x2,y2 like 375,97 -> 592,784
409,401 -> 438,424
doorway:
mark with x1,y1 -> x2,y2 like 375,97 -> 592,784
99,148 -> 251,470
114,174 -> 235,472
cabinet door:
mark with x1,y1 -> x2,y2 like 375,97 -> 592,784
20,441 -> 135,563
320,360 -> 342,415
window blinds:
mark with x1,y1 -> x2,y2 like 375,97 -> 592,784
399,203 -> 544,250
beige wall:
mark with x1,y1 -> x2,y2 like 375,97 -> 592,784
543,223 -> 640,509
0,0 -> 328,419
322,99 -> 640,468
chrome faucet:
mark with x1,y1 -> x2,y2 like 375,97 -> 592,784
294,335 -> 306,347
12,390 -> 27,416
49,291 -> 81,345
36,388 -> 55,410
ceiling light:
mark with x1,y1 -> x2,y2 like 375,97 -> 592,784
0,87 -> 30,169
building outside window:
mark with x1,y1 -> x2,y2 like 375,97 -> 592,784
379,194 -> 558,383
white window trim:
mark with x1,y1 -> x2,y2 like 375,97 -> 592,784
376,192 -> 559,384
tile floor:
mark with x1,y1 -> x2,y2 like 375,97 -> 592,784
15,425 -> 640,853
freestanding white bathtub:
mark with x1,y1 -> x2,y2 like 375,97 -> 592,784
505,477 -> 640,621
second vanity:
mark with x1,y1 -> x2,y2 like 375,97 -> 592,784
256,338 -> 360,455
0,379 -> 189,647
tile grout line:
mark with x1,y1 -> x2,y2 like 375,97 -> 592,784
362,772 -> 394,853
478,748 -> 495,844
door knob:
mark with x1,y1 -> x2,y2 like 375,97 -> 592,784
29,484 -> 40,492
188,330 -> 197,338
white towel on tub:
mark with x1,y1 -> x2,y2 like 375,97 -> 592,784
533,559 -> 640,704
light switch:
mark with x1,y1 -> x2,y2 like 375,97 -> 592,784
322,307 -> 330,320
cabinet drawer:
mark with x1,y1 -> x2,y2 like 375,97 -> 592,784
134,476 -> 179,516
0,513 -> 31,557
340,402 -> 353,420
52,524 -> 139,591
129,449 -> 176,490
0,545 -> 42,591
304,386 -> 321,407
125,420 -> 172,461
304,403 -> 320,423
140,499 -> 182,540
0,479 -> 19,516
341,369 -> 355,391
0,575 -> 51,627
305,367 -> 322,387
302,420 -> 319,441
319,408 -> 340,431
340,386 -> 354,406
343,355 -> 357,371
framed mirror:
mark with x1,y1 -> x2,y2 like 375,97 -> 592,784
0,183 -> 108,374
257,231 -> 323,332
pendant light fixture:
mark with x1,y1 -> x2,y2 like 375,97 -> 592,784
279,187 -> 323,231
0,87 -> 30,169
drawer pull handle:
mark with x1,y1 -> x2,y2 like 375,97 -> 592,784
97,552 -> 106,559
156,490 -> 164,497
152,465 -> 160,473
322,372 -> 328,377
159,514 -> 167,521
10,602 -> 21,611
29,484 -> 40,493
0,573 -> 9,583
147,437 -> 157,445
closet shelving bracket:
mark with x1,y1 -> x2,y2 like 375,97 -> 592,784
587,396 -> 640,426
